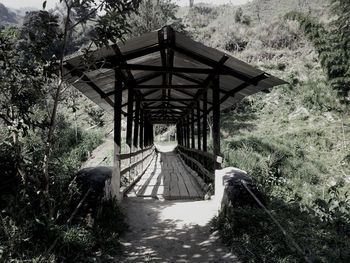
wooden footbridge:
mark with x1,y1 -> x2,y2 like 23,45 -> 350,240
64,26 -> 285,200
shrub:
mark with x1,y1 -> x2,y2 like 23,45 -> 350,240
249,19 -> 302,50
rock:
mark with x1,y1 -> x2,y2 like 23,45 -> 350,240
214,167 -> 265,210
76,166 -> 112,194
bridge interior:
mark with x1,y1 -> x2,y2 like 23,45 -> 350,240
63,26 -> 286,199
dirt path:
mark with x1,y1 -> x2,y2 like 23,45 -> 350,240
115,197 -> 239,262
83,141 -> 239,262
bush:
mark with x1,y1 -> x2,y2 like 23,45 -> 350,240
249,19 -> 302,50
211,198 -> 350,262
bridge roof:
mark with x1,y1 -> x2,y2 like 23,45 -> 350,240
63,26 -> 286,124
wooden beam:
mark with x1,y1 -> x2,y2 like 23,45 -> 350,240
167,26 -> 175,116
113,43 -> 164,62
212,76 -> 221,170
141,98 -> 197,102
205,73 -> 269,115
113,70 -> 123,199
203,91 -> 207,152
112,44 -> 150,119
135,85 -> 202,90
135,72 -> 163,84
191,108 -> 195,148
159,28 -> 167,117
172,45 -> 263,85
139,109 -> 144,149
218,73 -> 268,105
133,98 -> 140,148
186,115 -> 190,148
197,100 -> 201,150
120,64 -> 219,74
126,83 -> 134,147
144,106 -> 188,110
173,72 -> 203,85
175,55 -> 228,126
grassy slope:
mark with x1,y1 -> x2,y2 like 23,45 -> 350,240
180,0 -> 349,261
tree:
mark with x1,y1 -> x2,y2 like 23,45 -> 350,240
33,0 -> 141,196
0,27 -> 47,188
128,0 -> 184,37
0,0 -> 141,217
189,0 -> 194,8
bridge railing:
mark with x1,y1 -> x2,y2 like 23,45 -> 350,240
177,145 -> 221,184
119,145 -> 156,196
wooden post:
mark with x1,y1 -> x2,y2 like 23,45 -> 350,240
139,109 -> 144,149
139,109 -> 144,171
180,124 -> 183,146
186,115 -> 190,148
150,124 -> 154,145
111,70 -> 122,200
126,84 -> 134,181
212,76 -> 221,170
144,120 -> 148,147
133,98 -> 140,149
197,101 -> 201,150
203,90 -> 208,152
183,120 -> 187,147
126,84 -> 133,148
191,108 -> 195,148
133,98 -> 140,175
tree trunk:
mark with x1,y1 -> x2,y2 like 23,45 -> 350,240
42,3 -> 72,194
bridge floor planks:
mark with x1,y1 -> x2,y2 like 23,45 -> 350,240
128,150 -> 204,200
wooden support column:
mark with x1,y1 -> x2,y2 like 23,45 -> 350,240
212,76 -> 221,170
126,83 -> 134,148
191,108 -> 195,148
139,109 -> 144,149
111,71 -> 123,200
186,116 -> 190,148
151,124 -> 154,144
133,98 -> 140,175
139,109 -> 144,171
183,120 -> 187,147
126,83 -> 134,181
179,122 -> 183,146
180,124 -> 183,145
203,90 -> 208,152
144,120 -> 148,147
133,98 -> 140,149
197,101 -> 201,150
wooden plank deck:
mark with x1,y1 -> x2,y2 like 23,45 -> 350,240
128,150 -> 204,200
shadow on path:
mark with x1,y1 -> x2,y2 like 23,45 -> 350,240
114,197 -> 239,263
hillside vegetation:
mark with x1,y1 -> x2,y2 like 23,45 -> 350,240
0,0 -> 349,262
178,0 -> 349,262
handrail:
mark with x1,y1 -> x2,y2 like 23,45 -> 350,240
177,147 -> 214,181
120,147 -> 155,176
177,145 -> 222,164
122,150 -> 157,196
118,145 -> 153,160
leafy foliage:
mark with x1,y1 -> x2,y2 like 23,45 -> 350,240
0,0 -> 141,261
286,11 -> 350,99
128,0 -> 184,37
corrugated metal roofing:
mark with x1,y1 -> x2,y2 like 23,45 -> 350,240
63,26 -> 287,124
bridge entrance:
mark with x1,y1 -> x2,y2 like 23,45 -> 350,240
64,26 -> 285,200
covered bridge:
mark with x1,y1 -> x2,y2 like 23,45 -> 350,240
63,26 -> 286,200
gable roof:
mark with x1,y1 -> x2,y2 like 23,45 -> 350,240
63,26 -> 286,124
